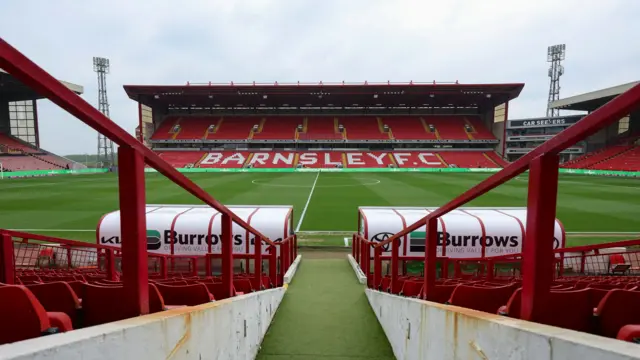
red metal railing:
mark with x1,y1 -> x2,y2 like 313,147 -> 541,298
355,238 -> 640,297
2,230 -> 296,289
352,82 -> 640,322
0,39 -> 298,314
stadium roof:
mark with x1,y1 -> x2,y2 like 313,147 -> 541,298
123,82 -> 524,110
550,81 -> 640,112
0,69 -> 83,101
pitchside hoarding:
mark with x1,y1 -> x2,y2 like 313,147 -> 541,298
97,205 -> 293,256
358,207 -> 565,259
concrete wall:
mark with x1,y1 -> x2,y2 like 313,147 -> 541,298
0,288 -> 286,360
283,255 -> 302,284
366,288 -> 640,360
347,254 -> 367,284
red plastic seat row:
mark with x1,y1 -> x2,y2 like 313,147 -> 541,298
446,284 -> 519,314
0,285 -> 73,345
500,288 -> 640,340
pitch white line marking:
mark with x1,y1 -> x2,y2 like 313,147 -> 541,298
295,172 -> 320,232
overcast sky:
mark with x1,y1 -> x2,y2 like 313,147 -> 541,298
1,0 -> 638,155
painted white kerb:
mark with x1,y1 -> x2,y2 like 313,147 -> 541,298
366,288 -> 640,360
283,255 -> 302,284
0,287 -> 286,360
347,254 -> 367,284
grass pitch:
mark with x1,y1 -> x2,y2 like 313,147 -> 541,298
1,172 -> 639,246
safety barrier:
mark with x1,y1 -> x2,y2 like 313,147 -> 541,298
352,236 -> 640,287
2,230 -> 297,286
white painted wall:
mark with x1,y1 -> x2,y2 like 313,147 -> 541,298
0,288 -> 286,360
283,255 -> 302,284
366,288 -> 640,360
347,254 -> 367,284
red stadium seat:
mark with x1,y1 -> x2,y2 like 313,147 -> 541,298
595,289 -> 640,338
82,284 -> 167,327
233,279 -> 254,294
447,284 -> 517,314
200,282 -> 237,300
26,282 -> 81,327
422,284 -> 459,304
617,325 -> 640,343
501,288 -> 608,333
0,285 -> 67,345
399,280 -> 422,298
154,283 -> 214,306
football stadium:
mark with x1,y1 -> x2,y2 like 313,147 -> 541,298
2,32 -> 640,360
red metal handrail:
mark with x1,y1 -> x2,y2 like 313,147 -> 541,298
0,39 -> 274,246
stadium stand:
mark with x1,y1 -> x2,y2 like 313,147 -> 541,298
562,145 -> 633,169
439,151 -> 502,168
0,155 -> 66,171
0,133 -> 38,153
149,116 -> 498,143
253,117 -> 299,140
299,117 -> 342,140
339,117 -> 389,140
209,117 -> 257,140
426,116 -> 470,140
150,117 -> 179,140
156,151 -> 204,168
174,117 -> 218,140
464,116 -> 496,140
591,145 -> 640,171
381,117 -> 436,140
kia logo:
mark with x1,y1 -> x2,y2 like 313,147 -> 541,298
371,232 -> 400,252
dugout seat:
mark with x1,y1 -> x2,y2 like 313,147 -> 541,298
247,275 -> 265,291
447,284 -> 517,314
82,284 -> 167,327
379,276 -> 391,292
500,288 -> 606,333
66,280 -> 86,299
0,286 -> 71,345
595,289 -> 640,338
27,282 -> 81,327
200,282 -> 239,300
617,325 -> 640,343
399,280 -> 423,298
421,284 -> 459,304
155,283 -> 214,306
262,275 -> 273,289
233,278 -> 255,294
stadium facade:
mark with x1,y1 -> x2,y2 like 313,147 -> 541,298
125,81 -> 522,169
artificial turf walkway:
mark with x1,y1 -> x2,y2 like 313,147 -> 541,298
257,258 -> 395,360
